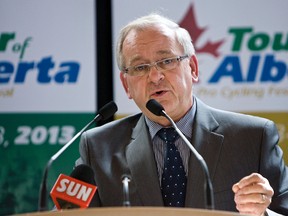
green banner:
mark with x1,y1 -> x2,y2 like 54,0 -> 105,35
0,113 -> 95,215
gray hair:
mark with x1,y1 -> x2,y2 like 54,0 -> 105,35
116,13 -> 195,71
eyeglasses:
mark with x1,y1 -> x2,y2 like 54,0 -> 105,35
124,55 -> 189,76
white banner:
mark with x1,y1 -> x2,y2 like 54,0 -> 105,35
112,0 -> 288,115
0,1 -> 96,214
0,0 -> 96,112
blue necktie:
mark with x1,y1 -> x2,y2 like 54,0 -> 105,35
157,128 -> 187,207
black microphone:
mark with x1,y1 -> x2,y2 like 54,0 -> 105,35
146,99 -> 214,209
50,164 -> 97,210
121,175 -> 131,207
38,101 -> 118,211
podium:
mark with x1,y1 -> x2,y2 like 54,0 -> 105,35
19,207 -> 248,216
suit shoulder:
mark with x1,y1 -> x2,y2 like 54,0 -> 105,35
84,113 -> 142,138
196,98 -> 274,128
213,107 -> 273,127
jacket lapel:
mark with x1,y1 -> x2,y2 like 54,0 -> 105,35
185,98 -> 224,208
126,115 -> 164,206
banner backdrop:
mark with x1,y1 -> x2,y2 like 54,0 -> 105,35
112,0 -> 288,161
0,0 -> 96,214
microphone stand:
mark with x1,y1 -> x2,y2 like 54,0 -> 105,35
122,175 -> 131,207
38,116 -> 99,211
38,101 -> 117,211
146,99 -> 214,210
162,109 -> 215,209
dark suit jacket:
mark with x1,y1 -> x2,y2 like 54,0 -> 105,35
77,98 -> 288,215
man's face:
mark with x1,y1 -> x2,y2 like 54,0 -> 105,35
120,26 -> 198,126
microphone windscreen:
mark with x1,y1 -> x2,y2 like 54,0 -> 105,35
97,101 -> 118,120
146,99 -> 165,116
70,164 -> 96,185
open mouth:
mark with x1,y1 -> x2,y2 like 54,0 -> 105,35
152,90 -> 167,97
155,91 -> 164,95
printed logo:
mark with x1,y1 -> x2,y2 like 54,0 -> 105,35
180,4 -> 225,58
0,32 -> 80,97
179,4 -> 288,100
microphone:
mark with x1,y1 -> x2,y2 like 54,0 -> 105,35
38,101 -> 118,211
50,164 -> 97,210
146,99 -> 215,209
121,175 -> 131,207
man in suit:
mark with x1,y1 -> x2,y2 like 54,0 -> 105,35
77,14 -> 288,215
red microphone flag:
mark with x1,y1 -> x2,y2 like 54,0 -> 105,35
50,174 -> 97,210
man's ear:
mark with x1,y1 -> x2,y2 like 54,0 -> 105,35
189,55 -> 199,83
120,72 -> 132,99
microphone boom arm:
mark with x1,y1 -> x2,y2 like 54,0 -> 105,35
162,110 -> 215,210
38,116 -> 98,211
38,101 -> 117,211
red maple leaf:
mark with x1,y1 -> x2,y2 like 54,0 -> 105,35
179,4 -> 225,58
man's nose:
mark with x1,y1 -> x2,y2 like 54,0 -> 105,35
148,65 -> 164,83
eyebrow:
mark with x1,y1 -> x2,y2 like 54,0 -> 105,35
128,50 -> 174,66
